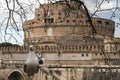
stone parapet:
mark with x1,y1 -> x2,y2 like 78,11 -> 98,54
0,46 -> 29,53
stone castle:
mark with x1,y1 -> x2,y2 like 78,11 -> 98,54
0,0 -> 120,80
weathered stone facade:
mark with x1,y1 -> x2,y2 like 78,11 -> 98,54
0,0 -> 120,80
23,1 -> 115,44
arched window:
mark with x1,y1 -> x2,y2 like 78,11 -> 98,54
37,13 -> 40,17
105,21 -> 110,25
97,20 -> 102,24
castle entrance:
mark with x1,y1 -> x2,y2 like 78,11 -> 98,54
7,71 -> 24,80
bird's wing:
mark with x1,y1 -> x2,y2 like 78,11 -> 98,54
36,65 -> 39,73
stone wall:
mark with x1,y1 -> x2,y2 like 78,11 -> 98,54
1,64 -> 120,80
23,1 -> 115,43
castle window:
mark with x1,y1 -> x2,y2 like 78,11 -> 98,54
67,20 -> 69,23
105,21 -> 109,25
82,54 -> 84,57
58,10 -> 62,15
86,46 -> 88,50
97,20 -> 102,24
60,20 -> 63,23
32,22 -> 34,24
73,20 -> 75,22
94,45 -> 96,49
86,54 -> 88,57
44,18 -> 54,23
37,13 -> 40,17
58,12 -> 61,15
83,46 -> 85,50
114,53 -> 116,55
79,46 -> 81,49
44,19 -> 47,23
54,70 -> 61,75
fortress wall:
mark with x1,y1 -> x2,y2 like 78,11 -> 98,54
1,66 -> 120,80
24,17 -> 115,39
23,1 -> 115,41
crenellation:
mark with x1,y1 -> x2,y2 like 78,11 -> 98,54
36,45 -> 103,53
0,46 -> 29,53
0,42 -> 113,54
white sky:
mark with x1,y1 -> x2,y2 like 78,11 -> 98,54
0,0 -> 120,45
84,0 -> 120,37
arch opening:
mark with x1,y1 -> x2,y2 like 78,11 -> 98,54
7,71 -> 24,80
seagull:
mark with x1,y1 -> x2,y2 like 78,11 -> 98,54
24,45 -> 39,77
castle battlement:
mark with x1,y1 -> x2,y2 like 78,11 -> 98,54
1,37 -> 120,54
0,44 -> 102,53
0,46 -> 29,53
24,18 -> 114,30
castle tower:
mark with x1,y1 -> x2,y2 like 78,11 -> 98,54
23,0 -> 115,46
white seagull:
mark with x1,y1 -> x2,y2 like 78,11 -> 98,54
24,45 -> 39,77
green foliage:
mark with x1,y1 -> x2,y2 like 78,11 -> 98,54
0,42 -> 19,47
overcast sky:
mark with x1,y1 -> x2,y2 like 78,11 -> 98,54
84,0 -> 120,37
0,0 -> 120,45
